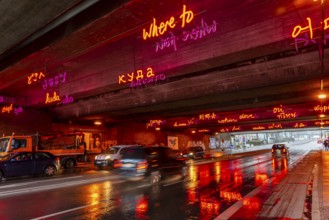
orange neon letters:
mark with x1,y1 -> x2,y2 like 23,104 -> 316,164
142,4 -> 194,40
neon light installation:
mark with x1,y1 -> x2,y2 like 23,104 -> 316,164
199,112 -> 217,120
273,105 -> 297,119
14,107 -> 23,115
142,4 -> 194,40
43,72 -> 67,90
291,16 -> 329,52
314,104 -> 329,113
27,72 -> 45,85
252,126 -> 265,130
173,117 -> 195,127
218,117 -> 238,124
294,122 -> 306,128
45,92 -> 61,104
2,104 -> 13,113
268,123 -> 282,129
239,114 -> 255,120
155,19 -> 217,52
118,67 -> 165,88
61,95 -> 74,104
146,120 -> 166,129
130,73 -> 166,88
232,126 -> 241,131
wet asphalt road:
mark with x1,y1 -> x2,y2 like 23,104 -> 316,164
0,142 -> 320,220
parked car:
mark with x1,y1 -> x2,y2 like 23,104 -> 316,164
0,151 -> 60,180
94,145 -> 139,169
118,146 -> 187,184
182,146 -> 205,159
271,144 -> 290,158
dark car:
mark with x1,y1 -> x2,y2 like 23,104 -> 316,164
182,146 -> 205,159
271,144 -> 290,158
118,146 -> 187,184
0,151 -> 60,180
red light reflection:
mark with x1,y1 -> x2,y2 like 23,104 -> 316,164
135,196 -> 148,218
242,197 -> 261,210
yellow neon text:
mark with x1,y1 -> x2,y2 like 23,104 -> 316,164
45,92 -> 61,104
142,4 -> 194,40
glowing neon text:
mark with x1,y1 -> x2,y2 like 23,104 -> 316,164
45,92 -> 61,104
142,5 -> 194,40
27,72 -> 45,85
43,72 -> 67,90
218,117 -> 237,124
155,19 -> 217,52
314,104 -> 329,113
199,113 -> 217,121
273,105 -> 297,119
61,95 -> 74,104
2,104 -> 13,113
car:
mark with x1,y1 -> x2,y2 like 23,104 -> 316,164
271,144 -> 290,158
182,146 -> 205,159
118,146 -> 187,184
0,151 -> 60,180
94,145 -> 139,169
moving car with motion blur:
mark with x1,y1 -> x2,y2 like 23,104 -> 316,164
182,146 -> 205,159
118,146 -> 187,184
94,145 -> 139,169
0,151 -> 60,180
271,144 -> 290,158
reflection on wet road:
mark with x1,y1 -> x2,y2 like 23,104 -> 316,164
0,142 -> 317,220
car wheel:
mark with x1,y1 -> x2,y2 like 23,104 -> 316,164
44,165 -> 56,176
65,159 -> 75,169
150,171 -> 161,185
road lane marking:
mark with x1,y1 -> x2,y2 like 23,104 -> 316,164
0,176 -> 123,197
0,176 -> 83,189
30,202 -> 99,220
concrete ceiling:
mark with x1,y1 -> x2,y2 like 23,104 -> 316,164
1,0 -> 329,133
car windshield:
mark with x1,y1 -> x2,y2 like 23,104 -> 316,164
104,147 -> 120,154
0,138 -> 9,153
273,144 -> 285,149
121,147 -> 145,159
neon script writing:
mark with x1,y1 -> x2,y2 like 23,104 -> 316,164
27,72 -> 45,85
273,105 -> 297,119
218,117 -> 237,124
146,120 -> 166,129
292,17 -> 329,39
199,113 -> 217,120
1,104 -> 23,115
45,92 -> 61,104
2,104 -> 13,113
142,5 -> 194,40
294,122 -> 306,128
61,95 -> 74,104
118,67 -> 166,88
173,118 -> 195,127
155,19 -> 217,52
314,104 -> 329,113
43,72 -> 67,90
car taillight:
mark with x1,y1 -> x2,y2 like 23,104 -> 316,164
113,160 -> 122,168
137,161 -> 147,170
271,149 -> 274,153
283,149 -> 286,153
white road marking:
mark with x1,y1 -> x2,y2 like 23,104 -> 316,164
0,176 -> 83,189
30,202 -> 99,220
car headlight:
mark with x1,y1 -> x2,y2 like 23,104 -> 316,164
189,152 -> 194,155
95,155 -> 98,160
105,155 -> 111,160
